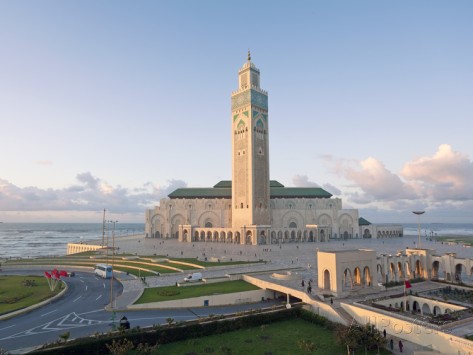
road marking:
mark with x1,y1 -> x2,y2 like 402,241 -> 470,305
40,310 -> 58,317
103,283 -> 106,289
85,285 -> 88,291
95,294 -> 102,301
72,296 -> 82,303
0,325 -> 15,331
80,279 -> 85,283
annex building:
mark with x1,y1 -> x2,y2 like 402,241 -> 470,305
145,53 -> 403,245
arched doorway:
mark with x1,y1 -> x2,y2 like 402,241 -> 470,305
363,266 -> 372,287
324,269 -> 331,290
245,231 -> 252,245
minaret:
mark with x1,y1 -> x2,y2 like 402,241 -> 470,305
231,52 -> 270,229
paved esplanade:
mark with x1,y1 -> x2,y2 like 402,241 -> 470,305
99,234 -> 471,355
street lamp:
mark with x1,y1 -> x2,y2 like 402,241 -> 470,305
109,220 -> 118,309
412,211 -> 425,248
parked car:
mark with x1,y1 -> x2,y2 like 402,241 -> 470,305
184,272 -> 202,282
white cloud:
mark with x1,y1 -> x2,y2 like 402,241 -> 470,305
322,145 -> 473,221
292,175 -> 320,187
401,144 -> 473,201
0,172 -> 187,215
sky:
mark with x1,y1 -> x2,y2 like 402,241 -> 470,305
0,1 -> 472,223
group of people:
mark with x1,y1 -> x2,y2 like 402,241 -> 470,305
301,279 -> 313,294
384,329 -> 404,352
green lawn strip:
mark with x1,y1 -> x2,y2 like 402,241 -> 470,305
435,236 -> 473,246
155,318 -> 387,355
0,275 -> 63,316
4,259 -> 178,275
135,280 -> 259,304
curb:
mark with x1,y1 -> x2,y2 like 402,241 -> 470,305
0,280 -> 68,321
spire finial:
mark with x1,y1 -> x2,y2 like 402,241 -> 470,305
247,49 -> 251,61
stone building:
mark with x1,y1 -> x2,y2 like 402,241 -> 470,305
145,53 -> 403,245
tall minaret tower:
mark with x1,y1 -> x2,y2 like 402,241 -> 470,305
231,52 -> 270,229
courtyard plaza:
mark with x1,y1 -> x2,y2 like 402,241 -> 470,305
100,234 -> 471,355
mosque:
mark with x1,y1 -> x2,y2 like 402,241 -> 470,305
145,53 -> 403,245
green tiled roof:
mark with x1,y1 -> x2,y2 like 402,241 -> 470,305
270,187 -> 332,198
213,180 -> 285,188
168,188 -> 231,199
169,180 -> 332,199
358,217 -> 372,225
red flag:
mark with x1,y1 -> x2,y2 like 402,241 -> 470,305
59,270 -> 68,277
44,271 -> 52,278
405,280 -> 412,289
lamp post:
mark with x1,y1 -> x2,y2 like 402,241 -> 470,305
109,220 -> 118,309
412,211 -> 425,248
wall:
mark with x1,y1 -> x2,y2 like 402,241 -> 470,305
342,302 -> 473,355
127,289 -> 271,309
67,243 -> 103,255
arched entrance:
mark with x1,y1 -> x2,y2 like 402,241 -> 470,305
324,269 -> 331,290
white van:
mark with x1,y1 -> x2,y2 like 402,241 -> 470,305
184,272 -> 202,282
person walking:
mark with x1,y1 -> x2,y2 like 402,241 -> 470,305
390,339 -> 393,351
383,329 -> 386,338
398,340 -> 403,353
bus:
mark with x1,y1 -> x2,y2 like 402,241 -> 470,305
94,264 -> 113,279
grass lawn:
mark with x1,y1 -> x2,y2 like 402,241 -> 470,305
135,280 -> 260,304
168,257 -> 262,267
155,318 -> 389,354
0,275 -> 63,315
435,236 -> 473,246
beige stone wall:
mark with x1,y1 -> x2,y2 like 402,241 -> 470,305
67,243 -> 103,255
127,289 -> 271,309
342,302 -> 473,354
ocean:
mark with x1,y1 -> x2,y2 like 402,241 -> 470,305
0,223 -> 145,259
0,223 -> 472,259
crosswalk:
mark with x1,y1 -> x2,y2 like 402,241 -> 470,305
1,312 -> 105,340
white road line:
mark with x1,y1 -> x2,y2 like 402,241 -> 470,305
0,325 -> 15,331
72,296 -> 82,303
95,294 -> 102,301
85,285 -> 88,291
40,310 -> 58,317
103,283 -> 106,289
80,279 -> 85,283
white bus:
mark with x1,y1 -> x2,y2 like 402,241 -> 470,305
94,264 -> 113,279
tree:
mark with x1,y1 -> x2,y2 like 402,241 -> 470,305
58,331 -> 70,343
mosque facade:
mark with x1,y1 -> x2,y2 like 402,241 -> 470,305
145,54 -> 403,245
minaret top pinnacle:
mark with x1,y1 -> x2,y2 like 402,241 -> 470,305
247,50 -> 251,61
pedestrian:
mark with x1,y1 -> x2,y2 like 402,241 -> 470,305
301,280 -> 305,287
390,339 -> 393,350
330,298 -> 333,305
383,329 -> 386,338
399,340 -> 403,353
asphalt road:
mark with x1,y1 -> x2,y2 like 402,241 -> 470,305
0,271 -> 277,353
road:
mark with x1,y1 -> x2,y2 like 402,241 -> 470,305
0,271 -> 276,353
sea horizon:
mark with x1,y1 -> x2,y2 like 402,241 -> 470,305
0,222 -> 472,259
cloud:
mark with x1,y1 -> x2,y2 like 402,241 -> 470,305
0,173 -> 187,214
401,144 -> 473,201
323,144 -> 473,215
292,175 -> 320,187
324,156 -> 415,203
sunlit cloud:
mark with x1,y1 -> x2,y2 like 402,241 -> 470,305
322,145 -> 473,220
0,172 -> 187,215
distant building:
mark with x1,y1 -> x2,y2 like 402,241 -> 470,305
145,53 -> 403,244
